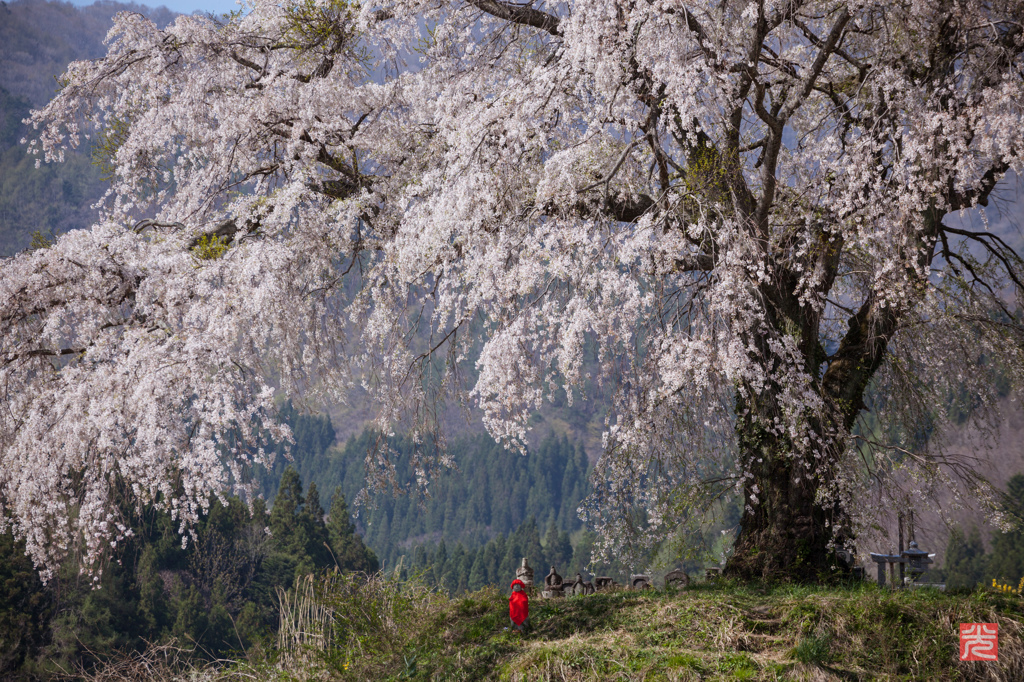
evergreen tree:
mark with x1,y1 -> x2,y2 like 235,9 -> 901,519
302,481 -> 332,569
172,584 -> 208,648
989,474 -> 1024,583
0,466 -> 378,676
483,539 -> 502,586
944,526 -> 988,591
517,518 -> 545,573
468,550 -> 487,591
265,466 -> 338,585
270,466 -> 306,553
571,530 -> 597,575
447,544 -> 467,593
544,520 -> 573,572
326,488 -> 379,573
412,545 -> 429,574
135,545 -> 170,639
434,540 -> 449,587
0,530 -> 52,677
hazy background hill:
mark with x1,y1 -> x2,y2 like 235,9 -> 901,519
0,0 -> 176,105
0,0 -> 176,257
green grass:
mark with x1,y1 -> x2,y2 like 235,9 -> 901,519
84,578 -> 1024,681
394,581 -> 1023,681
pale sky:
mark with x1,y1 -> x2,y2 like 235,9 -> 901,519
68,0 -> 242,18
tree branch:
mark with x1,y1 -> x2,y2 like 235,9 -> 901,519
780,8 -> 850,123
467,0 -> 561,36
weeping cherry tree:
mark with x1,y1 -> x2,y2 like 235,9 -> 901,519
3,0 -> 1024,581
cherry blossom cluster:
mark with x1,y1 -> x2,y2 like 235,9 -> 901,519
4,0 -> 1024,575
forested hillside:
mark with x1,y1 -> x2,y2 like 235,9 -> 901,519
264,404 -> 608,576
0,0 -> 177,105
0,0 -> 176,256
0,466 -> 376,678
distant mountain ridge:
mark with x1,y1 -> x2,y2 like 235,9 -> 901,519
1,0 -> 177,106
0,0 -> 177,256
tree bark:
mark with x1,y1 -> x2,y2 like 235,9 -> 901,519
725,394 -> 850,581
724,208 -> 945,581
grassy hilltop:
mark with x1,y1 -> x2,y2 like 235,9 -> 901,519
84,576 -> 1022,681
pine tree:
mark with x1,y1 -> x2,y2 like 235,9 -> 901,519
0,530 -> 52,676
302,481 -> 332,570
468,549 -> 487,591
488,534 -> 506,586
447,544 -> 467,593
518,518 -> 545,572
543,520 -> 572,572
326,488 -> 379,574
266,466 -> 338,583
433,540 -> 449,587
135,545 -> 169,639
172,584 -> 208,648
499,535 -> 519,585
944,526 -> 987,591
571,530 -> 597,576
270,466 -> 306,555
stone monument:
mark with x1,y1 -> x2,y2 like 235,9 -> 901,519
542,565 -> 564,598
664,568 -> 690,589
573,572 -> 595,595
630,573 -> 652,590
516,557 -> 534,590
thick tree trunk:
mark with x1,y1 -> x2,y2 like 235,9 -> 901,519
724,417 -> 849,581
721,209 -> 942,582
720,309 -> 871,582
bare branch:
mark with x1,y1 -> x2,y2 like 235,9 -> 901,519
467,0 -> 561,36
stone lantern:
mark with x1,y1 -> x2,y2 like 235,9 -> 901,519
901,541 -> 934,583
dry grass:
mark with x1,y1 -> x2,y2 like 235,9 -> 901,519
77,578 -> 1024,681
493,583 -> 1024,681
60,641 -> 259,682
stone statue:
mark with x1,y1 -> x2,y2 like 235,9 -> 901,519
541,565 -> 564,598
516,557 -> 534,588
568,572 -> 594,596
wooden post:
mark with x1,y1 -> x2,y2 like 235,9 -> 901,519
898,512 -> 905,585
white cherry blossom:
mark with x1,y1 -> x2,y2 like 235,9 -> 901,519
4,0 -> 1024,579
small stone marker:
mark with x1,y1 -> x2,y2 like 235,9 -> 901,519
593,576 -> 617,591
664,569 -> 690,589
630,573 -> 652,590
567,572 -> 594,596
